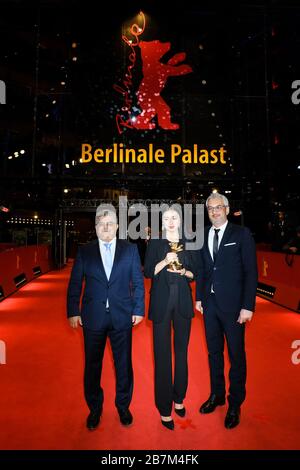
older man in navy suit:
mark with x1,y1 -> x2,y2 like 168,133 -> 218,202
67,207 -> 144,430
195,193 -> 257,429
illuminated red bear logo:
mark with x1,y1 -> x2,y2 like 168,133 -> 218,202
132,40 -> 192,130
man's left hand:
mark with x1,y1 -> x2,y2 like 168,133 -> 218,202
237,309 -> 253,324
132,315 -> 144,326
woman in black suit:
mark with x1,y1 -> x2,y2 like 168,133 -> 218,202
144,208 -> 195,430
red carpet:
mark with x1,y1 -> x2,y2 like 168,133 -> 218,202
0,265 -> 300,450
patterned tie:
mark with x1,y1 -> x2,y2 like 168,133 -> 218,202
213,229 -> 220,262
103,242 -> 113,279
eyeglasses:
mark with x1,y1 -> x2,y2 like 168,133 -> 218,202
95,219 -> 116,227
207,205 -> 227,212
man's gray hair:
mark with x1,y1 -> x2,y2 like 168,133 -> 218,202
95,204 -> 118,222
206,192 -> 229,208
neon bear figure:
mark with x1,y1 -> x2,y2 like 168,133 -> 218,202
132,40 -> 192,130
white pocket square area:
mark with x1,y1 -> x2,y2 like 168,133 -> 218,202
224,242 -> 237,246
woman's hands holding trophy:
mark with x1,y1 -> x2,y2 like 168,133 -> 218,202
164,246 -> 186,276
163,244 -> 194,279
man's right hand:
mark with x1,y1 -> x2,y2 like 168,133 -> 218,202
68,316 -> 82,328
195,301 -> 203,314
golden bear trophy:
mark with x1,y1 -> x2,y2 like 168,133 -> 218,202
168,242 -> 184,271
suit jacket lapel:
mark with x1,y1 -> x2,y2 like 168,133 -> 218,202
204,226 -> 214,264
91,240 -> 107,280
109,239 -> 122,282
216,222 -> 233,260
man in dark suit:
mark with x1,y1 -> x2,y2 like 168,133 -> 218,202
67,207 -> 144,430
195,192 -> 257,429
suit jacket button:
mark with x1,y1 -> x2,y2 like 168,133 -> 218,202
213,267 -> 217,271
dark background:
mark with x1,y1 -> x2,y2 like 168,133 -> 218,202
0,0 -> 300,251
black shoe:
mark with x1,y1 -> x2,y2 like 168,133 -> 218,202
118,408 -> 133,426
161,419 -> 174,430
224,407 -> 240,429
199,394 -> 226,414
86,410 -> 101,430
174,406 -> 186,418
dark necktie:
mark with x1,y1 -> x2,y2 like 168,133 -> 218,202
213,229 -> 220,262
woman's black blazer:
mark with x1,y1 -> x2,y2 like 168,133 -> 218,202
144,238 -> 196,323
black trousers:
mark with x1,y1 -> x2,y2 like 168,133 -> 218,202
83,310 -> 133,413
204,293 -> 246,409
153,285 -> 192,416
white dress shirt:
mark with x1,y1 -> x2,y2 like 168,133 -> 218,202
98,237 -> 117,264
208,220 -> 228,261
208,221 -> 228,293
99,237 -> 116,308
99,237 -> 117,274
